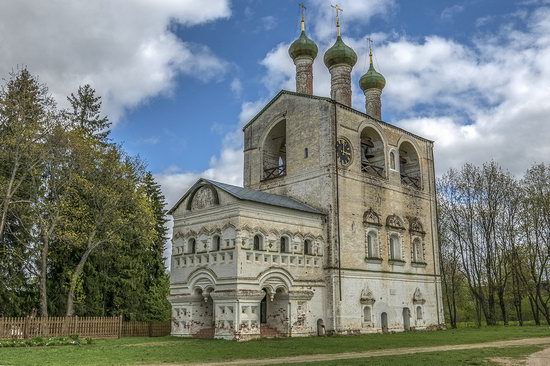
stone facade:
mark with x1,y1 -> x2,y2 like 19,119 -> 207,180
328,64 -> 353,106
365,88 -> 382,120
294,56 -> 314,95
168,90 -> 444,340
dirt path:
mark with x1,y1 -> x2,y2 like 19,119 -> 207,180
526,345 -> 550,366
143,337 -> 550,366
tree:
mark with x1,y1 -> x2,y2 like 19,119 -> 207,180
0,69 -> 54,244
65,84 -> 110,140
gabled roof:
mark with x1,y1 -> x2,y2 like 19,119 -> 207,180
242,90 -> 433,143
168,178 -> 323,215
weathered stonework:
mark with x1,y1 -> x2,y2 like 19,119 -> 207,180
168,89 -> 444,340
365,88 -> 382,120
294,56 -> 314,95
329,64 -> 353,106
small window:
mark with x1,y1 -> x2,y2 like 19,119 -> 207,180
280,237 -> 289,253
367,231 -> 378,258
212,235 -> 221,251
416,306 -> 423,320
390,151 -> 396,170
412,238 -> 423,262
304,148 -> 309,158
389,234 -> 401,260
304,239 -> 313,255
363,306 -> 372,323
253,234 -> 263,250
188,238 -> 196,254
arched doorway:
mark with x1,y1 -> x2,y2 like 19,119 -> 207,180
317,319 -> 325,336
260,290 -> 268,324
403,308 -> 411,331
381,312 -> 388,333
193,288 -> 215,338
259,287 -> 289,337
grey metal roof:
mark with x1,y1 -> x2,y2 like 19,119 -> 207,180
204,179 -> 323,215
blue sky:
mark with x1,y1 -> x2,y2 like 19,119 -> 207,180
1,0 -> 549,206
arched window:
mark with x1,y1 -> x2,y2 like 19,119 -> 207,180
280,237 -> 289,253
188,238 -> 196,254
389,151 -> 396,170
212,235 -> 221,251
398,141 -> 421,189
412,238 -> 423,262
360,127 -> 385,178
304,239 -> 313,255
253,234 -> 263,250
366,230 -> 378,258
363,306 -> 372,323
262,120 -> 286,180
389,234 -> 401,260
416,306 -> 423,320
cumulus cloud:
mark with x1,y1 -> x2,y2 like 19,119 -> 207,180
0,0 -> 231,120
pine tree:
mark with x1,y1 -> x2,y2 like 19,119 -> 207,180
65,84 -> 111,140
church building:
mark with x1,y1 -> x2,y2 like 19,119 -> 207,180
168,8 -> 444,340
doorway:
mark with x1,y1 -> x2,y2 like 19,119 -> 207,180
260,292 -> 267,324
381,312 -> 388,333
403,308 -> 411,331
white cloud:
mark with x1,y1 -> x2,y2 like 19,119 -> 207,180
308,0 -> 395,41
441,5 -> 465,20
257,5 -> 550,177
230,78 -> 243,95
0,0 -> 231,121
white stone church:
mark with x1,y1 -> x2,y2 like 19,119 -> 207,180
168,12 -> 444,340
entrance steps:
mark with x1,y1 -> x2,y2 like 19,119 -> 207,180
260,325 -> 284,338
193,327 -> 215,339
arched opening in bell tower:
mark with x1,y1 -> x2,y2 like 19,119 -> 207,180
262,120 -> 287,180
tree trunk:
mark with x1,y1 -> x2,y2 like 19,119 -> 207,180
66,238 -> 98,317
0,157 -> 20,243
39,233 -> 49,317
498,290 -> 508,325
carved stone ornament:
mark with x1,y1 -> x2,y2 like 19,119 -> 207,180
363,208 -> 381,226
409,217 -> 425,234
360,287 -> 376,305
413,288 -> 426,305
386,214 -> 404,229
190,186 -> 217,210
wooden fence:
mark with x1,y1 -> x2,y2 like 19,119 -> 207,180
0,317 -> 171,339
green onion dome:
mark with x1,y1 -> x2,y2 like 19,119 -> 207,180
359,62 -> 386,91
323,36 -> 358,68
289,31 -> 318,60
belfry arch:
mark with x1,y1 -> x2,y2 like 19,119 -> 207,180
262,119 -> 287,180
360,126 -> 385,177
398,141 -> 421,189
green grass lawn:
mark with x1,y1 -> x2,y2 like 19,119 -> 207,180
284,346 -> 544,366
0,326 -> 548,366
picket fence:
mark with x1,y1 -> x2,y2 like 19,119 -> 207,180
0,316 -> 171,339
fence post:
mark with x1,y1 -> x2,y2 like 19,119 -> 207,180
74,316 -> 79,336
118,315 -> 123,339
23,316 -> 29,339
148,321 -> 153,337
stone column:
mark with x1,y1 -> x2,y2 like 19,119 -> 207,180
365,88 -> 382,119
294,56 -> 314,95
329,64 -> 353,107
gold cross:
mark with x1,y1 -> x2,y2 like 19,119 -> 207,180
331,4 -> 343,36
331,4 -> 343,18
367,37 -> 374,64
299,3 -> 306,31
